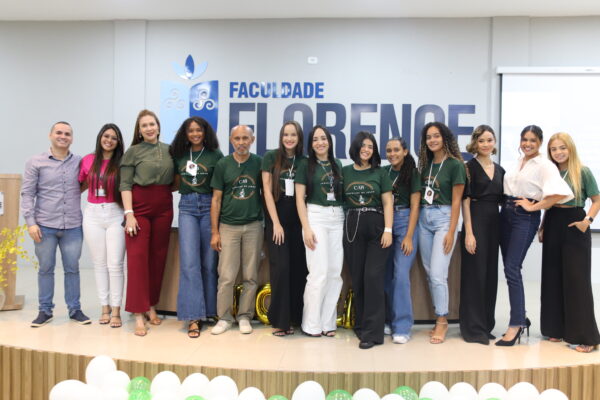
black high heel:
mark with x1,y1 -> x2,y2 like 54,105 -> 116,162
495,327 -> 524,346
525,318 -> 531,337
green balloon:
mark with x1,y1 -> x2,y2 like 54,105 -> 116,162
185,396 -> 206,400
419,398 -> 433,400
128,390 -> 152,400
393,386 -> 418,400
326,389 -> 353,400
128,376 -> 151,393
268,396 -> 289,400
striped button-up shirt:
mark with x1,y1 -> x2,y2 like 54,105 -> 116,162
21,151 -> 82,229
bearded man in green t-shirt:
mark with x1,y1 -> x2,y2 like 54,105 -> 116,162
209,125 -> 264,335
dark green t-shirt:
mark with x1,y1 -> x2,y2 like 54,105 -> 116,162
210,154 -> 263,225
294,158 -> 344,207
174,148 -> 224,194
261,149 -> 303,195
560,166 -> 599,207
342,165 -> 393,209
387,166 -> 422,207
420,157 -> 466,205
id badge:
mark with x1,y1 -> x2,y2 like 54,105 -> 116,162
327,192 -> 336,201
96,187 -> 106,197
186,160 -> 198,176
424,186 -> 434,205
285,179 -> 294,196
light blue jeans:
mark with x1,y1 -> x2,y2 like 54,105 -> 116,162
177,193 -> 218,320
385,208 -> 419,335
418,205 -> 456,317
34,225 -> 83,316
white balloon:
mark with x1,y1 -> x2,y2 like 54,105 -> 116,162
291,380 -> 326,400
151,371 -> 182,395
506,382 -> 539,400
101,387 -> 129,400
238,386 -> 267,400
538,389 -> 568,400
449,395 -> 472,400
79,384 -> 103,400
49,380 -> 87,400
478,382 -> 508,400
381,394 -> 404,400
352,388 -> 380,400
182,372 -> 210,391
208,375 -> 239,400
450,382 -> 477,400
101,370 -> 130,391
420,381 -> 450,400
85,355 -> 117,389
152,390 -> 179,400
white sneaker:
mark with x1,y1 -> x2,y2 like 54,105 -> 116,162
211,320 -> 231,335
239,318 -> 253,334
384,324 -> 392,335
392,334 -> 410,344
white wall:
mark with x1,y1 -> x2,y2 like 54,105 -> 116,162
1,16 -> 599,282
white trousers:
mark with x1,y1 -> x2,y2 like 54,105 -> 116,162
82,203 -> 125,307
301,204 -> 344,334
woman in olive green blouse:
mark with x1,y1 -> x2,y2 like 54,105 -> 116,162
120,109 -> 174,336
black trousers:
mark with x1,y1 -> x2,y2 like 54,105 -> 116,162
541,207 -> 600,346
266,196 -> 308,330
459,200 -> 499,344
343,211 -> 391,344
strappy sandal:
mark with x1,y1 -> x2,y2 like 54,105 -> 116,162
430,322 -> 448,344
322,330 -> 336,337
548,337 -> 563,342
134,319 -> 148,337
272,329 -> 287,337
286,327 -> 295,335
301,330 -> 321,337
188,320 -> 201,338
144,312 -> 162,326
109,315 -> 122,328
575,344 -> 598,353
99,306 -> 111,325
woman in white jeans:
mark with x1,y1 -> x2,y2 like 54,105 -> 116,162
295,125 -> 344,337
79,123 -> 126,327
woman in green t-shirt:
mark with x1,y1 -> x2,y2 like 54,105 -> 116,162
261,121 -> 307,337
416,122 -> 466,344
343,131 -> 393,349
384,137 -> 421,344
295,125 -> 344,338
170,117 -> 223,338
541,132 -> 600,353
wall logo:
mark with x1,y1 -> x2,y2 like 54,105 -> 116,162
160,55 -> 219,143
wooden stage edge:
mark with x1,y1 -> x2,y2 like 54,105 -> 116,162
2,344 -> 600,400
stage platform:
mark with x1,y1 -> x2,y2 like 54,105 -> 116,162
1,266 -> 600,399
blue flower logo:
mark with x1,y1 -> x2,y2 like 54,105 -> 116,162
171,55 -> 207,80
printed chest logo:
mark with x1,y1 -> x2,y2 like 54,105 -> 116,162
346,182 -> 375,206
232,175 -> 257,200
319,172 -> 333,194
181,163 -> 209,187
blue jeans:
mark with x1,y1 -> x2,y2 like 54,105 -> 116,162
177,193 -> 218,320
500,201 -> 540,327
385,208 -> 418,336
418,205 -> 456,317
34,225 -> 83,316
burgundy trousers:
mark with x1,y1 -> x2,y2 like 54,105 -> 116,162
125,185 -> 173,313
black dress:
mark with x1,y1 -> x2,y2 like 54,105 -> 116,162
459,158 -> 505,344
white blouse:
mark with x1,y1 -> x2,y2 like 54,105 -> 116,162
503,155 -> 574,203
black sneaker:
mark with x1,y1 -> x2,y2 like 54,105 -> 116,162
31,312 -> 53,327
70,310 -> 92,325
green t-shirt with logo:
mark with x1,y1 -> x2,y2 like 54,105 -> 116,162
174,148 -> 224,195
210,153 -> 263,225
386,166 -> 422,207
560,166 -> 599,207
294,157 -> 344,207
342,165 -> 393,209
261,149 -> 303,194
420,157 -> 466,205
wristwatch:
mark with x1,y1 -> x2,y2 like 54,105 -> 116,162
585,216 -> 594,223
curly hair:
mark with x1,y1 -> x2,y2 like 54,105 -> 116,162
169,116 -> 219,158
417,121 -> 463,172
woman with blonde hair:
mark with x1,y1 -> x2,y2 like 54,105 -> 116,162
541,132 -> 600,352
